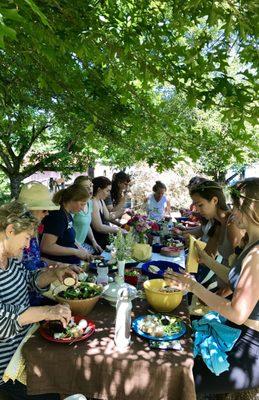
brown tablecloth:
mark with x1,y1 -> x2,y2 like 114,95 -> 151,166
23,298 -> 196,400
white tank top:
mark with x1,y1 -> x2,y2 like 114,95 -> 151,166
146,194 -> 167,221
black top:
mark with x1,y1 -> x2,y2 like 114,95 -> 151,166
91,200 -> 110,249
229,240 -> 259,321
41,208 -> 80,265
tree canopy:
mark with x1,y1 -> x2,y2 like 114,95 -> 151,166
0,0 -> 258,196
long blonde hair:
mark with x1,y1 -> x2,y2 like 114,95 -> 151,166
0,201 -> 38,234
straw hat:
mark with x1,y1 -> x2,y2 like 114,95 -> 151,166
18,182 -> 59,210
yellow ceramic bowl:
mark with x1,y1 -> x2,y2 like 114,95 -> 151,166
143,279 -> 183,312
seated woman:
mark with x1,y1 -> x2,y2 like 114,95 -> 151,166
188,180 -> 244,294
146,181 -> 171,221
165,177 -> 259,394
73,176 -> 102,253
106,171 -> 131,216
0,201 -> 77,400
91,176 -> 121,249
40,184 -> 93,265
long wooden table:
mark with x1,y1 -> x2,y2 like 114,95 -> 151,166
23,251 -> 196,400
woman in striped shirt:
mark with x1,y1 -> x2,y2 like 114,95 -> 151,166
0,201 -> 77,400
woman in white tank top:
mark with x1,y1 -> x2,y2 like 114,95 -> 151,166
146,181 -> 171,221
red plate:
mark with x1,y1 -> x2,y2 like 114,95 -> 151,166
39,315 -> 95,344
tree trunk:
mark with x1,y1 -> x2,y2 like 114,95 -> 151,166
217,171 -> 227,184
9,175 -> 23,199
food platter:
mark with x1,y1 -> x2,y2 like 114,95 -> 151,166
132,314 -> 186,341
39,315 -> 95,344
141,260 -> 181,279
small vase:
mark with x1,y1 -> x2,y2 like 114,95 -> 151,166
117,260 -> 126,278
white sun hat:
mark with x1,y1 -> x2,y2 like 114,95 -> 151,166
18,181 -> 59,210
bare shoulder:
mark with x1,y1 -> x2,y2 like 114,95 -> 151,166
242,244 -> 259,274
92,199 -> 100,210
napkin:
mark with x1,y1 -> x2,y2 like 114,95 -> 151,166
3,323 -> 39,385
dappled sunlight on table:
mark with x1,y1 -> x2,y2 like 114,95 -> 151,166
23,297 -> 196,400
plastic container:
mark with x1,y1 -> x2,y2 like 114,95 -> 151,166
96,263 -> 109,285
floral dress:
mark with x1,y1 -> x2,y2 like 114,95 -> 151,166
22,225 -> 48,305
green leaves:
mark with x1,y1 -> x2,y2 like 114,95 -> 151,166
24,0 -> 51,28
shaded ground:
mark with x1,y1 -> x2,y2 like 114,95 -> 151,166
197,389 -> 259,400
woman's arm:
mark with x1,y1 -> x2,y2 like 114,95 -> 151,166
196,244 -> 230,283
87,226 -> 103,252
166,245 -> 259,325
17,304 -> 71,328
40,234 -> 90,260
40,233 -> 78,257
92,200 -> 118,234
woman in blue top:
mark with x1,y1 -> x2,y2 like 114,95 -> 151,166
40,184 -> 94,265
73,175 -> 102,253
165,178 -> 259,394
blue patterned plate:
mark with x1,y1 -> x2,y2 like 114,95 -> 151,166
132,314 -> 186,341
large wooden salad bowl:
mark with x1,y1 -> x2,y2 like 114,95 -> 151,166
54,282 -> 103,315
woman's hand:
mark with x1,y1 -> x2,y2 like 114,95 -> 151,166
76,248 -> 94,261
54,262 -> 82,274
92,240 -> 103,254
195,242 -> 212,266
53,264 -> 79,284
164,269 -> 196,292
44,304 -> 71,328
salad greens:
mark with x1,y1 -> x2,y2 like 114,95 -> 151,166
59,282 -> 102,300
125,270 -> 139,276
139,314 -> 183,337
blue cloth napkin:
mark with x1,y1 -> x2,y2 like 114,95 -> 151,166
192,311 -> 241,375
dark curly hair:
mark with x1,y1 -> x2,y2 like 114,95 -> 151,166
111,171 -> 130,206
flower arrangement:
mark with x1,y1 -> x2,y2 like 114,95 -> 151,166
127,214 -> 160,243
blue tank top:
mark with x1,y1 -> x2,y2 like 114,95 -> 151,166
229,240 -> 259,321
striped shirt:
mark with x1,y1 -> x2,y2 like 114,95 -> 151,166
0,258 -> 46,384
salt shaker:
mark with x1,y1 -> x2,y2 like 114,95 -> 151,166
96,262 -> 109,285
114,287 -> 132,350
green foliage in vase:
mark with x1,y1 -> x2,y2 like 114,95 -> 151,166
113,230 -> 134,261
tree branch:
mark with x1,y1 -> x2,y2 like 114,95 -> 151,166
21,151 -> 69,179
0,163 -> 9,175
0,142 -> 14,171
18,123 -> 53,162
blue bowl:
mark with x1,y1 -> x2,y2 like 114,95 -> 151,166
175,217 -> 189,222
141,260 -> 181,279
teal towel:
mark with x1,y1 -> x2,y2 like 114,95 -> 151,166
192,312 -> 241,375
